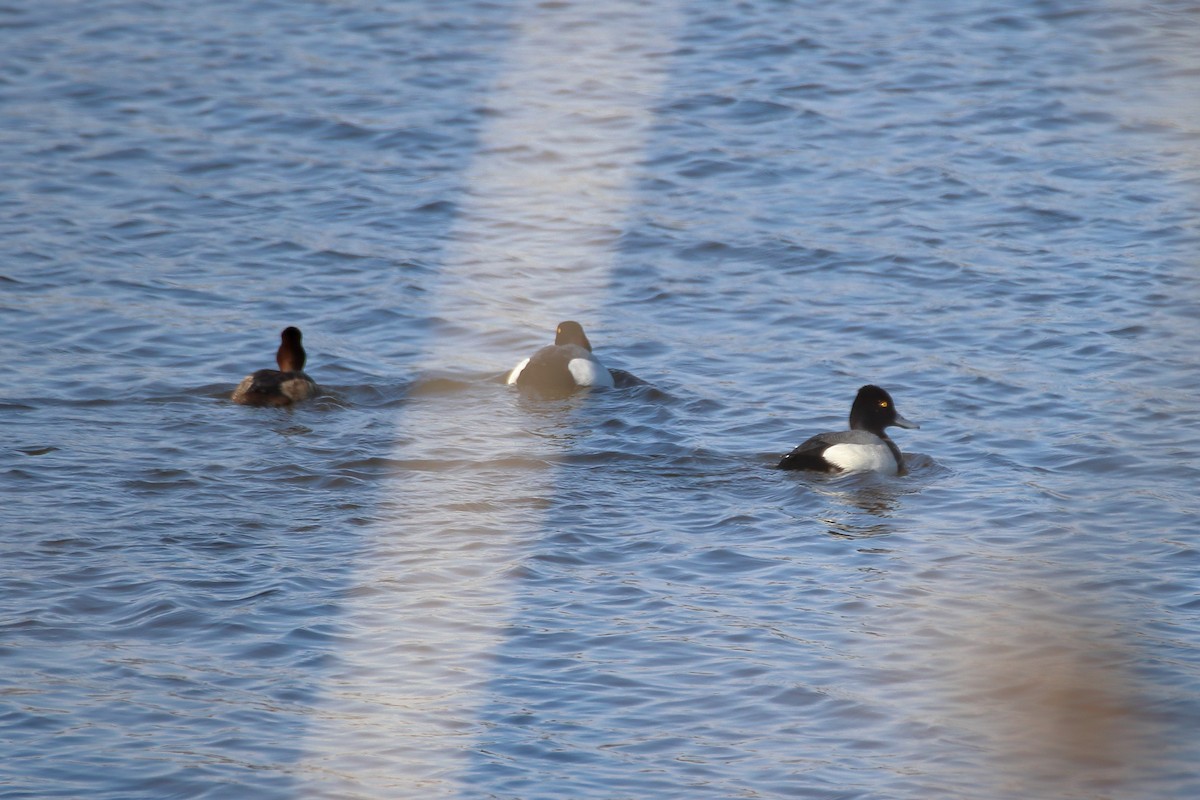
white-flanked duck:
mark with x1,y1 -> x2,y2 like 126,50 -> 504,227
507,320 -> 615,398
778,385 -> 919,475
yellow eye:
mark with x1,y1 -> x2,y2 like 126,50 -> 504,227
879,401 -> 889,408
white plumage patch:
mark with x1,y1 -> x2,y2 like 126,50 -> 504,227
567,357 -> 614,387
821,442 -> 898,474
505,357 -> 530,385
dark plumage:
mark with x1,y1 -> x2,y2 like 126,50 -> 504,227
231,326 -> 318,406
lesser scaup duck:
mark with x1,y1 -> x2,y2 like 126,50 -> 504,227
778,385 -> 919,475
506,320 -> 615,397
231,326 -> 318,406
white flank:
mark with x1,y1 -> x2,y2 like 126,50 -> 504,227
567,356 -> 615,388
505,357 -> 530,385
822,442 -> 898,474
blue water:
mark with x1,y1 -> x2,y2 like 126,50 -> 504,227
3,1 -> 1200,798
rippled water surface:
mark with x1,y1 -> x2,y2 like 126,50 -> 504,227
4,1 -> 1200,798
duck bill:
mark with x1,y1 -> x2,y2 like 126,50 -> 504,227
892,413 -> 919,430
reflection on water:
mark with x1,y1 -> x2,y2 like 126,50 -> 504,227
820,516 -> 893,539
800,457 -> 948,537
949,598 -> 1155,799
300,1 -> 684,796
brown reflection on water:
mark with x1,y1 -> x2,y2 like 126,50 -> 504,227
956,603 -> 1154,798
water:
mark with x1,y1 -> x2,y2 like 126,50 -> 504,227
3,1 -> 1200,798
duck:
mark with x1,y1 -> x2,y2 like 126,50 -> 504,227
506,320 -> 615,398
231,326 -> 318,406
778,385 -> 919,475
